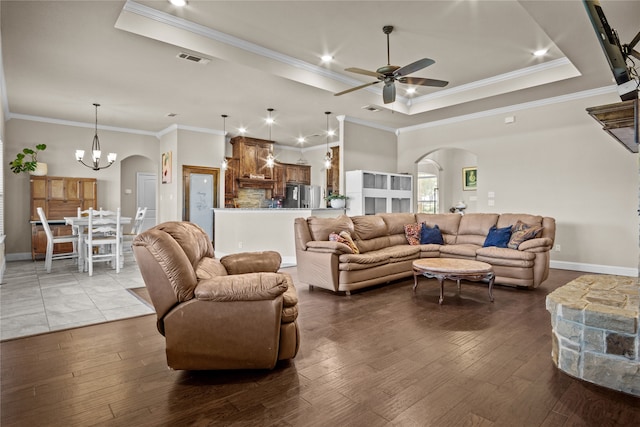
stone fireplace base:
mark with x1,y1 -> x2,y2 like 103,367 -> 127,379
546,274 -> 639,396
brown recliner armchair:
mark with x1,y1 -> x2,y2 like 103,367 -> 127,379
132,221 -> 300,370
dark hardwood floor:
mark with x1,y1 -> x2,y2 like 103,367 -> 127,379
2,268 -> 638,426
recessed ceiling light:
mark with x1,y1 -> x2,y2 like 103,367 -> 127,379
166,112 -> 178,117
297,137 -> 306,143
321,54 -> 333,62
238,127 -> 247,134
406,87 -> 417,95
327,130 -> 336,137
169,0 -> 187,6
533,49 -> 548,57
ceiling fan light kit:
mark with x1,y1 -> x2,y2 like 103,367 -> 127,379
335,25 -> 449,104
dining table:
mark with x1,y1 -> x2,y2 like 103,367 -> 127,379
64,215 -> 132,272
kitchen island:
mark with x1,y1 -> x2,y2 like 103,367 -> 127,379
213,208 -> 345,266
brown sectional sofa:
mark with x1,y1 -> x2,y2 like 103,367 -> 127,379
294,212 -> 556,294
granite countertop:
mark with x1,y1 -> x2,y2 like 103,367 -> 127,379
214,207 -> 344,211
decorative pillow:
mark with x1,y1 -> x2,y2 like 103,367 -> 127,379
404,223 -> 422,245
420,223 -> 444,245
507,220 -> 543,249
339,230 -> 359,254
196,257 -> 228,280
483,225 -> 512,248
329,232 -> 355,254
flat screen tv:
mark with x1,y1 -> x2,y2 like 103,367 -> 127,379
583,0 -> 637,101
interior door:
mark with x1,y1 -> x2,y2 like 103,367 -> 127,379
136,172 -> 157,231
183,166 -> 219,242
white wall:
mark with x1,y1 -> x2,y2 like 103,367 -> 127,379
343,121 -> 396,174
398,91 -> 638,274
4,118 -> 158,256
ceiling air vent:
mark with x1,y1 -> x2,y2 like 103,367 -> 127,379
362,105 -> 381,112
177,52 -> 210,64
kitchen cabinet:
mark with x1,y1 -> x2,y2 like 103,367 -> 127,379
273,163 -> 286,198
326,146 -> 340,195
284,164 -> 311,185
230,136 -> 274,179
224,158 -> 239,206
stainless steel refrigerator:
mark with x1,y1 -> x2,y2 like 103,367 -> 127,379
284,184 -> 321,209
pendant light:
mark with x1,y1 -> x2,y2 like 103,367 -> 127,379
324,111 -> 332,170
266,108 -> 275,168
221,114 -> 228,170
75,103 -> 117,171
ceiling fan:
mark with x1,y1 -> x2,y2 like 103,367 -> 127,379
334,25 -> 449,104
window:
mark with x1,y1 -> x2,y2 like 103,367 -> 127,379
416,159 -> 440,214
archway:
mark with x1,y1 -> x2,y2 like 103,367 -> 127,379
417,148 -> 477,213
120,154 -> 157,226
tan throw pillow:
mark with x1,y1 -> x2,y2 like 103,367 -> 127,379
404,223 -> 421,245
508,220 -> 543,249
196,257 -> 228,280
329,232 -> 358,254
339,230 -> 359,254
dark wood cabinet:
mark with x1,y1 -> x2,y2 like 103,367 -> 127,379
273,163 -> 286,198
30,176 -> 97,259
231,136 -> 274,179
326,146 -> 340,195
284,164 -> 311,185
224,158 -> 239,206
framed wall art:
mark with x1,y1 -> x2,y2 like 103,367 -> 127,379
462,166 -> 477,191
162,151 -> 172,184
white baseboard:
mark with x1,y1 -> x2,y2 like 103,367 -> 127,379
550,260 -> 638,277
6,252 -> 32,262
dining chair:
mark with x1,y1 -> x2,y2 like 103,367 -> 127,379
36,207 -> 80,273
122,207 -> 147,254
83,207 -> 122,276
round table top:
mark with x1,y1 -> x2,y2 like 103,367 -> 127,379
413,258 -> 493,274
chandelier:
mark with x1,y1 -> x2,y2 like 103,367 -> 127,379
324,111 -> 332,169
266,108 -> 275,168
75,103 -> 117,171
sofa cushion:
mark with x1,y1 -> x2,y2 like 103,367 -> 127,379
379,213 -> 417,235
497,213 -> 543,229
483,225 -> 512,248
456,213 -> 499,246
196,257 -> 228,280
508,220 -> 543,249
352,215 -> 388,240
384,245 -> 421,262
404,223 -> 421,245
339,251 -> 390,269
220,251 -> 281,274
439,243 -> 480,258
415,213 -> 461,244
420,223 -> 444,245
307,215 -> 354,242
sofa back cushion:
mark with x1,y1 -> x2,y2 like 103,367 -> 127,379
351,215 -> 390,253
415,213 -> 462,245
307,215 -> 354,241
496,213 -> 543,229
456,213 -> 499,245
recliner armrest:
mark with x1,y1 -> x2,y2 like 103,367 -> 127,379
220,251 -> 281,274
194,272 -> 288,302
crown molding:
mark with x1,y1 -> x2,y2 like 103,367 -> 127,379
7,113 -> 157,136
398,85 -> 617,134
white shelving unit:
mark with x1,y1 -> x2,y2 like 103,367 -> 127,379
345,170 -> 413,215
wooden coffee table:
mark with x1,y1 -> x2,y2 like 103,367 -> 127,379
413,258 -> 495,304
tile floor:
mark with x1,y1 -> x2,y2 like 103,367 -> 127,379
0,254 -> 155,341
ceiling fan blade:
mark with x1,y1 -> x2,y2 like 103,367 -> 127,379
399,77 -> 449,87
383,82 -> 396,104
334,80 -> 380,97
345,67 -> 383,78
394,58 -> 435,77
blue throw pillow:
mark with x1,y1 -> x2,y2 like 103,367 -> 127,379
483,225 -> 513,248
420,223 -> 444,245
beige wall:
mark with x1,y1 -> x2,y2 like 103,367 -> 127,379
343,121 -> 396,174
4,118 -> 157,257
120,155 -> 156,219
158,128 -> 178,223
398,91 -> 638,275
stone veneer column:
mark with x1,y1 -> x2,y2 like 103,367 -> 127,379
546,274 -> 639,396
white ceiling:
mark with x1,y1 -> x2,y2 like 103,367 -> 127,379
2,0 -> 639,148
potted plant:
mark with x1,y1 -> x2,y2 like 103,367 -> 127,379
325,192 -> 348,208
9,143 -> 48,175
